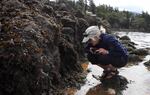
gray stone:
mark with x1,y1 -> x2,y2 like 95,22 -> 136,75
131,48 -> 149,56
128,54 -> 143,62
120,35 -> 131,41
144,60 -> 150,66
101,75 -> 129,91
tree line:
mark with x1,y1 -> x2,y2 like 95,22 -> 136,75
96,4 -> 150,32
54,0 -> 150,32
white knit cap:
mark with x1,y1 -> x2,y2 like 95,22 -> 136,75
82,26 -> 101,43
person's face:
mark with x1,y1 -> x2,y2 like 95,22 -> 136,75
88,36 -> 100,46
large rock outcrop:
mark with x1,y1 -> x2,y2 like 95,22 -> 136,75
0,0 -> 114,94
0,0 -> 86,95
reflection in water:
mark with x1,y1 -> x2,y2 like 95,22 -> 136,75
86,75 -> 128,95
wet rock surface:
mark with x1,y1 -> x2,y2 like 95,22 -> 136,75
0,0 -> 112,94
130,48 -> 149,56
0,0 -> 93,95
120,35 -> 131,41
101,75 -> 129,91
118,35 -> 149,63
128,54 -> 143,63
144,60 -> 150,67
0,0 -> 149,95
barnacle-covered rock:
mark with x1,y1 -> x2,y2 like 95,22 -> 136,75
0,0 -> 83,95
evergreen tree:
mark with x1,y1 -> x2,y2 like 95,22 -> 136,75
88,0 -> 96,14
84,0 -> 87,13
76,0 -> 84,12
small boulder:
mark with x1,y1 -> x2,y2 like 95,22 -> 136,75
126,47 -> 135,52
144,60 -> 150,67
101,75 -> 128,91
120,36 -> 131,41
131,48 -> 149,56
128,54 -> 143,62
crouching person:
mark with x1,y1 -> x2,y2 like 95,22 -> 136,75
82,26 -> 128,79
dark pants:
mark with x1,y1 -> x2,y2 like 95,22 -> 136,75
87,53 -> 127,68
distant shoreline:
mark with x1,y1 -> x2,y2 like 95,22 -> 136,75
111,28 -> 150,33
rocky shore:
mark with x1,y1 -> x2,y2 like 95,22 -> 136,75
0,0 -> 111,95
0,0 -> 84,95
0,0 -> 149,95
117,35 -> 149,65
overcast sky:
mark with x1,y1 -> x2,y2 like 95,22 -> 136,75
93,0 -> 150,13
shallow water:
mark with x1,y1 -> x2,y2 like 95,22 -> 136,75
117,32 -> 150,49
75,32 -> 150,95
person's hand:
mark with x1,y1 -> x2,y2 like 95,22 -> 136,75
95,48 -> 109,55
89,47 -> 97,54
